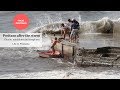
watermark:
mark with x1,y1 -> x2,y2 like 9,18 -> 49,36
13,14 -> 29,30
0,33 -> 42,47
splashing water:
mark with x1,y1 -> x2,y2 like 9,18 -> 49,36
27,11 -> 81,33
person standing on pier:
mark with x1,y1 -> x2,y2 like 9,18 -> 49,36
67,19 -> 73,29
70,19 -> 80,43
60,23 -> 70,40
51,37 -> 59,55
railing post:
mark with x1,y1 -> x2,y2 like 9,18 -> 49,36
72,46 -> 75,56
61,44 -> 64,58
72,46 -> 76,63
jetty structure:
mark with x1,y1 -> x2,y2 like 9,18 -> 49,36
48,33 -> 120,68
48,34 -> 77,61
32,18 -> 120,67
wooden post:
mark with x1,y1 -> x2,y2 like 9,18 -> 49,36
54,33 -> 55,36
61,44 -> 64,58
73,46 -> 75,63
72,46 -> 75,57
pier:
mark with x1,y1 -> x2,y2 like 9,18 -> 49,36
48,34 -> 120,67
49,35 -> 77,62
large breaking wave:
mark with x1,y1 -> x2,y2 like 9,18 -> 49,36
29,17 -> 120,36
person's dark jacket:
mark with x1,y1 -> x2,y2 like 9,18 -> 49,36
71,21 -> 80,30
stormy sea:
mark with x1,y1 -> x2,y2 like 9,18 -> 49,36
0,11 -> 120,79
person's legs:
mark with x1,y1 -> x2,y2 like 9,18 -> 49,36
53,49 -> 55,54
74,32 -> 77,42
65,29 -> 70,40
63,30 -> 66,39
51,46 -> 55,55
76,29 -> 79,43
61,30 -> 64,36
67,28 -> 71,40
68,31 -> 70,39
70,34 -> 73,42
66,30 -> 71,40
75,29 -> 78,42
52,48 -> 55,54
74,29 -> 79,43
77,30 -> 79,38
77,31 -> 79,43
73,33 -> 76,43
72,29 -> 77,43
70,29 -> 74,42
